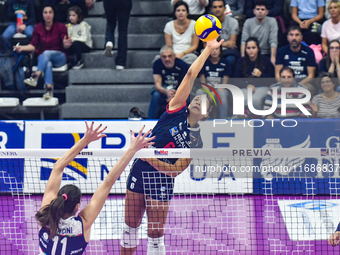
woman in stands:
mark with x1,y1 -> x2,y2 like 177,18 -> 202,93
234,37 -> 274,112
36,121 -> 154,255
321,0 -> 340,54
14,4 -> 70,99
309,72 -> 340,118
120,38 -> 223,255
319,40 -> 340,88
164,1 -> 199,65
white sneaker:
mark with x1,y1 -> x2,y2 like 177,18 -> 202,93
116,65 -> 124,70
24,77 -> 38,87
104,41 -> 113,57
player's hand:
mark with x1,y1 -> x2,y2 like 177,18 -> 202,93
206,38 -> 224,51
328,231 -> 340,246
129,125 -> 155,153
83,121 -> 107,143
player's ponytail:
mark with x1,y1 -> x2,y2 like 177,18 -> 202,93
35,184 -> 82,238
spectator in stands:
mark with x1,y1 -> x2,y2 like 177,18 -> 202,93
210,0 -> 239,76
321,0 -> 340,54
225,0 -> 245,17
235,37 -> 274,111
241,0 -> 278,66
290,0 -> 325,45
244,0 -> 284,18
1,0 -> 35,52
275,25 -> 317,96
103,0 -> 132,70
171,0 -> 209,20
164,1 -> 199,65
148,45 -> 189,119
264,66 -> 311,119
319,40 -> 340,84
325,0 -> 332,19
310,72 -> 340,118
14,4 -> 69,99
199,44 -> 230,118
66,6 -> 92,69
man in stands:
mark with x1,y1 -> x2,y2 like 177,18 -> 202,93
244,0 -> 284,18
275,25 -> 317,96
148,45 -> 189,119
241,0 -> 278,65
210,0 -> 239,76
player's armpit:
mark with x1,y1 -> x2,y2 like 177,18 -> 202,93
141,158 -> 191,177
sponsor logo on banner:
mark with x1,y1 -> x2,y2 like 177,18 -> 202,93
0,151 -> 17,156
320,148 -> 340,157
79,151 -> 93,156
278,200 -> 340,241
154,150 -> 168,156
321,149 -> 329,156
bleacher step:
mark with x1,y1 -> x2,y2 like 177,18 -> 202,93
83,50 -> 158,68
91,34 -> 164,50
60,102 -> 150,119
69,68 -> 153,84
66,85 -> 153,103
86,17 -> 170,35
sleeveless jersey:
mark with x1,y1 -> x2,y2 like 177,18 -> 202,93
150,103 -> 203,150
38,216 -> 88,255
127,103 -> 203,200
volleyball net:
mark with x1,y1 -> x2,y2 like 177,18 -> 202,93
1,148 -> 340,254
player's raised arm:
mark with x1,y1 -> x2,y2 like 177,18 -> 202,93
79,126 -> 155,231
40,121 -> 107,209
169,38 -> 224,111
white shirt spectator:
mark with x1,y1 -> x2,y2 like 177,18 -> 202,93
164,19 -> 196,54
171,0 -> 209,15
321,18 -> 340,43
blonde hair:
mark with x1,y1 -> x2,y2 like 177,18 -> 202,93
328,0 -> 340,11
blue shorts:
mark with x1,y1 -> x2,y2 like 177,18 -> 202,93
126,159 -> 175,202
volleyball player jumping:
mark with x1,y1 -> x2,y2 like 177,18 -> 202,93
36,121 -> 154,255
120,38 -> 224,255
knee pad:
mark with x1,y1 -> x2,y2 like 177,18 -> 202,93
120,223 -> 140,248
147,236 -> 165,255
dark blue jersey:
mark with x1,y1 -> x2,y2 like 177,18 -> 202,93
39,216 -> 88,255
200,58 -> 231,86
150,103 -> 203,150
275,44 -> 316,81
127,104 -> 203,200
153,58 -> 189,90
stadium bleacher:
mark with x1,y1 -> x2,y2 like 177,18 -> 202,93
0,0 -> 172,119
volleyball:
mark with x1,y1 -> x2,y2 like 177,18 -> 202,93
195,14 -> 222,42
